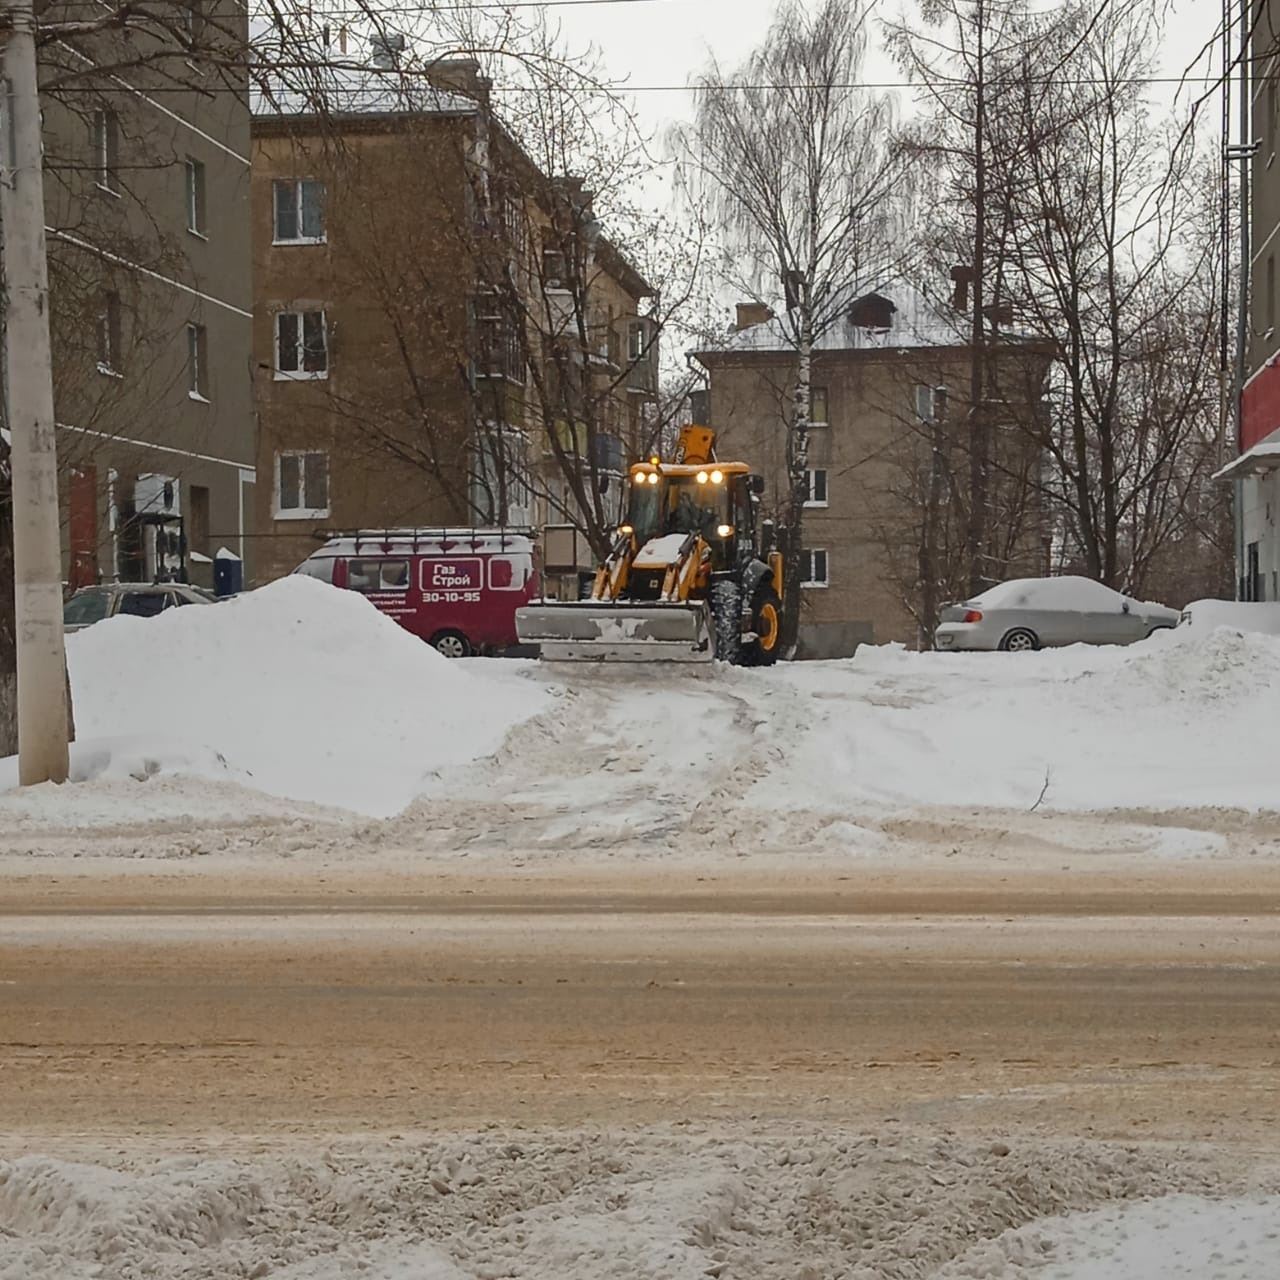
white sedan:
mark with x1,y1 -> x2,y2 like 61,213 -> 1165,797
935,576 -> 1179,652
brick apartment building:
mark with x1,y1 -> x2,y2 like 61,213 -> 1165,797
34,1 -> 254,590
1223,1 -> 1280,599
251,48 -> 657,585
694,293 -> 1050,656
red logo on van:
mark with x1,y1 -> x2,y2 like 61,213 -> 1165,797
428,559 -> 481,590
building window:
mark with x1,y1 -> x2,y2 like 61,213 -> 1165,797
275,451 -> 329,519
186,158 -> 207,236
273,179 -> 326,244
542,245 -> 567,289
186,322 -> 208,400
97,291 -> 122,374
470,427 -> 532,525
810,386 -> 829,424
1270,77 -> 1277,158
275,310 -> 329,379
804,468 -> 828,507
188,484 -> 210,558
627,320 -> 648,363
181,0 -> 205,45
476,307 -> 524,383
93,110 -> 120,195
801,548 -> 829,588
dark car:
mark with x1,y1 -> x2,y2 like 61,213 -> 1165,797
63,583 -> 216,633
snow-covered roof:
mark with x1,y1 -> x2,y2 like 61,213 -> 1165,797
249,18 -> 481,120
692,284 -> 1036,361
1213,435 -> 1280,481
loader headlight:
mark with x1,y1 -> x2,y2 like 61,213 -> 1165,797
696,470 -> 708,484
647,472 -> 660,485
618,524 -> 633,535
716,524 -> 734,538
710,469 -> 724,484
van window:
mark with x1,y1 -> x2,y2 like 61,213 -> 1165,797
348,558 -> 409,592
295,557 -> 335,584
488,555 -> 529,590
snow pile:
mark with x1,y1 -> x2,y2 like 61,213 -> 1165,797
0,577 -> 549,819
765,625 -> 1280,815
0,1132 -> 1238,1280
936,1193 -> 1280,1278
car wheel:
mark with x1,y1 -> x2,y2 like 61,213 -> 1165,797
430,630 -> 471,659
999,627 -> 1039,653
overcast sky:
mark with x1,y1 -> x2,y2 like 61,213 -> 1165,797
545,0 -> 1232,142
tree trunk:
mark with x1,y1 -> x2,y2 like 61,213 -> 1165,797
780,320 -> 813,656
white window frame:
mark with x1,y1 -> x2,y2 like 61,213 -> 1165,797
273,178 -> 327,245
627,319 -> 647,363
185,157 -> 207,237
274,450 -> 330,520
274,309 -> 329,380
97,290 -> 123,377
94,109 -> 121,196
186,322 -> 209,401
801,548 -> 829,589
804,468 -> 828,508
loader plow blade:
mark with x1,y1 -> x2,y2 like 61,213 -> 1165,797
516,601 -> 712,662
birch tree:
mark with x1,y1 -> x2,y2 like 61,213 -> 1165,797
673,0 -> 907,651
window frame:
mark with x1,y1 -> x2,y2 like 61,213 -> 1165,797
93,109 -> 121,196
800,548 -> 829,589
809,386 -> 829,425
474,304 -> 525,384
274,309 -> 330,380
185,157 -> 207,237
272,178 -> 327,246
804,467 -> 828,508
274,449 -> 330,520
97,290 -> 123,376
186,322 -> 209,401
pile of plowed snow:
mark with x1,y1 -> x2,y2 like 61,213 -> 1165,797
0,577 -> 548,818
767,625 -> 1280,815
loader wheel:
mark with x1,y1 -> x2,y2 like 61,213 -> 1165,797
711,579 -> 743,665
745,588 -> 782,667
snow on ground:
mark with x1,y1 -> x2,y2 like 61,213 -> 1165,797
3,607 -> 1280,859
0,577 -> 549,820
0,1130 -> 1262,1280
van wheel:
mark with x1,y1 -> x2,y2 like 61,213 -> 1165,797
430,630 -> 471,659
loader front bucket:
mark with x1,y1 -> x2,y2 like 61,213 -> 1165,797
515,600 -> 713,662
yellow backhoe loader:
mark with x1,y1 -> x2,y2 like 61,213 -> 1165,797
516,426 -> 784,664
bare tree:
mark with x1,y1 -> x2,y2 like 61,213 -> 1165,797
673,0 -> 908,652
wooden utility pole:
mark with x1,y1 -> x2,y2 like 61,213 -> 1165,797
1,0 -> 70,784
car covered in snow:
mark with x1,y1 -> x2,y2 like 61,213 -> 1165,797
934,576 -> 1179,652
1177,599 -> 1280,636
63,582 -> 216,632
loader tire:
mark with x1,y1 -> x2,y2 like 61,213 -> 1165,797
744,588 -> 782,667
711,579 -> 744,665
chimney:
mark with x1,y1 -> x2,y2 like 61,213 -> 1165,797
734,302 -> 774,331
425,58 -> 490,106
950,264 -> 972,312
369,31 -> 406,70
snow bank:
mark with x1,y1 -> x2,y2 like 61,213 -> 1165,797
0,1132 -> 1234,1280
936,1193 -> 1280,1278
766,625 -> 1280,815
0,577 -> 549,818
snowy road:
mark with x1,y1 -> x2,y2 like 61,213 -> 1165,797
3,879 -> 1280,1278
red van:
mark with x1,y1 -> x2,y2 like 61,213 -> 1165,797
295,529 -> 539,657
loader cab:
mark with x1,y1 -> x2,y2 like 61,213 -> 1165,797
627,464 -> 754,570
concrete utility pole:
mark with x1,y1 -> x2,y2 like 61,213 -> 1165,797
1,0 -> 70,784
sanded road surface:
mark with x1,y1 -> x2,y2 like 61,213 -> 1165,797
3,868 -> 1279,1147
